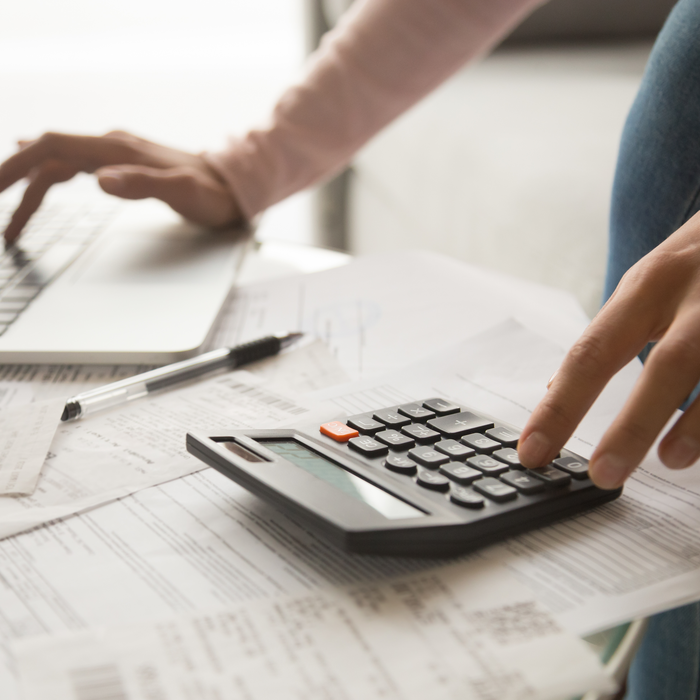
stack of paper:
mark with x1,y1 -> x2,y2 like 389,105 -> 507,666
3,250 -> 696,699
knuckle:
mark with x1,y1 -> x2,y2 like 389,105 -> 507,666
615,419 -> 652,447
532,393 -> 572,432
174,168 -> 202,193
649,335 -> 700,372
566,334 -> 610,380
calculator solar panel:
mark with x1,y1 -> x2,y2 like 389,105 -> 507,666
186,398 -> 621,557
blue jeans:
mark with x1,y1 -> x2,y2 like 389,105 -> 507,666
604,1 -> 700,698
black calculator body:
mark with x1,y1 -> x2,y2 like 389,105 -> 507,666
186,398 -> 621,557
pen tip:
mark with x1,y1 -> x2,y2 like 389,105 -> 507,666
279,332 -> 304,349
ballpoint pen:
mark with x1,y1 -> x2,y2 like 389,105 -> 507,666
61,332 -> 304,421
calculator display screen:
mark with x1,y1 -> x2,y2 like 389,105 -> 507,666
261,439 -> 425,520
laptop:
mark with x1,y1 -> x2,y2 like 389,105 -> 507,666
0,198 -> 250,364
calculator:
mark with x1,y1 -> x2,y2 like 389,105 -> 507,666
186,398 -> 621,557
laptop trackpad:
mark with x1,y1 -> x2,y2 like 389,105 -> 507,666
71,221 -> 235,286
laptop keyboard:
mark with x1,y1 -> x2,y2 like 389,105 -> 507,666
0,203 -> 117,336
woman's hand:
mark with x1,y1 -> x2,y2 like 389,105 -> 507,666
0,131 -> 242,245
518,210 -> 700,489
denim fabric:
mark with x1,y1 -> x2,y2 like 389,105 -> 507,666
604,0 -> 700,303
603,1 -> 700,698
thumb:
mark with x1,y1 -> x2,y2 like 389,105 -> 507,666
96,165 -> 241,227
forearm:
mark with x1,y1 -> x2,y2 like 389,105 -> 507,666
207,0 -> 544,220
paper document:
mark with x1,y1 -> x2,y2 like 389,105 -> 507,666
208,250 -> 591,380
0,398 -> 64,495
0,342 -> 344,540
13,559 -> 612,700
313,319 -> 700,634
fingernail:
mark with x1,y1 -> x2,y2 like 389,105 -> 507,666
663,435 -> 700,470
547,371 -> 558,389
590,453 -> 628,489
519,431 -> 551,467
98,171 -> 125,192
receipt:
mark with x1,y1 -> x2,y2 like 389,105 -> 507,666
13,559 -> 613,700
0,342 -> 344,539
0,398 -> 65,495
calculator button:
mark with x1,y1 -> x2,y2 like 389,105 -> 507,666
373,409 -> 411,428
319,421 -> 359,443
434,439 -> 474,460
408,446 -> 450,468
500,470 -> 545,495
422,398 -> 461,416
375,429 -> 415,450
467,454 -> 510,475
449,486 -> 485,509
485,426 -> 520,447
427,412 -> 494,438
347,414 -> 384,435
493,448 -> 522,467
461,433 -> 500,454
401,423 -> 441,444
472,477 -> 518,503
439,462 -> 482,485
348,436 -> 389,457
397,403 -> 435,422
384,454 -> 417,475
529,465 -> 572,487
553,455 -> 589,480
416,470 -> 450,491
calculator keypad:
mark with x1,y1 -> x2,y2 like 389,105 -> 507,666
401,424 -> 440,444
348,436 -> 388,457
375,429 -> 414,450
434,439 -> 474,460
320,398 -> 593,512
427,412 -> 493,438
408,446 -> 450,469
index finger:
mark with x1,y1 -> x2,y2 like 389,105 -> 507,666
517,292 -> 651,470
0,133 -> 139,194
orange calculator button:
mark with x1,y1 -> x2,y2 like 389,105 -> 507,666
320,421 -> 359,442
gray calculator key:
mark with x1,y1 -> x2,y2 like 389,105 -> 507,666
428,411 -> 494,438
461,433 -> 500,453
0,312 -> 17,324
375,429 -> 415,450
347,414 -> 384,435
530,465 -> 571,487
401,423 -> 440,444
373,409 -> 411,428
434,439 -> 474,460
416,470 -> 450,491
449,486 -> 485,509
467,454 -> 509,475
493,448 -> 522,467
348,436 -> 389,457
485,426 -> 520,447
408,446 -> 450,468
397,403 -> 435,422
384,454 -> 417,475
500,470 -> 545,495
473,477 -> 518,503
439,462 -> 482,485
0,324 -> 8,336
553,455 -> 589,480
422,398 -> 461,416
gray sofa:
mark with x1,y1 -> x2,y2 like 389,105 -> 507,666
308,0 -> 676,318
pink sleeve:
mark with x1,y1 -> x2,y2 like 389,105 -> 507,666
206,0 -> 544,220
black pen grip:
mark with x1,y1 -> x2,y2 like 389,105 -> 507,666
230,335 -> 281,367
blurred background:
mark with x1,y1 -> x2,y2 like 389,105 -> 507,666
1,0 -> 679,316
0,0 -> 312,244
